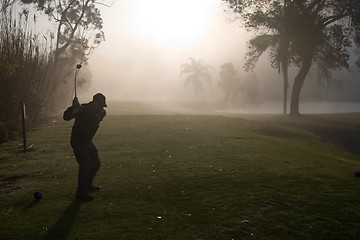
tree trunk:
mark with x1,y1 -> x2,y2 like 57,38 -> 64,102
289,51 -> 313,115
281,53 -> 289,115
282,0 -> 289,114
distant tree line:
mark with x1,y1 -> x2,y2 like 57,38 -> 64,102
180,59 -> 259,102
0,0 -> 106,143
218,62 -> 258,101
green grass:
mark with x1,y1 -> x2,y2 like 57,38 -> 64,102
1,111 -> 360,240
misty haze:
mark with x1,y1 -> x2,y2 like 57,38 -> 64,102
75,0 -> 360,115
1,1 -> 360,239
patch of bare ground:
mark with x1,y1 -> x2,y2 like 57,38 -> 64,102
239,113 -> 360,156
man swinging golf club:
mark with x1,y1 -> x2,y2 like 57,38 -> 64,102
63,64 -> 107,201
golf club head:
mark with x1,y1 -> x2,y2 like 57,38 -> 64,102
76,64 -> 82,69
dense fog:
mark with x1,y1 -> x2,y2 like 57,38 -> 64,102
78,0 -> 360,114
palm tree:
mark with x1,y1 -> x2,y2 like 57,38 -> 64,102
244,0 -> 292,114
180,57 -> 212,95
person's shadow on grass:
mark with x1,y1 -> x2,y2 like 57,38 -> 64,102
42,200 -> 81,240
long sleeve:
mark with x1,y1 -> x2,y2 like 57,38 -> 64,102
63,106 -> 81,121
95,109 -> 106,121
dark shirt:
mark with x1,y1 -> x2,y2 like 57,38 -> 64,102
63,103 -> 106,141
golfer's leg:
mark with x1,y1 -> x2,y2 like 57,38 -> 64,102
87,141 -> 101,186
72,142 -> 91,193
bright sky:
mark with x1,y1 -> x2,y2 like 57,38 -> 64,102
17,0 -> 360,111
129,0 -> 217,47
86,0 -> 253,101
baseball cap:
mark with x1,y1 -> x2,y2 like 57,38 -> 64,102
93,93 -> 107,107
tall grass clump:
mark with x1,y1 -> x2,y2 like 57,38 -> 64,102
0,6 -> 52,143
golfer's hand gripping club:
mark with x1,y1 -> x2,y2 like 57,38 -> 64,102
72,97 -> 81,108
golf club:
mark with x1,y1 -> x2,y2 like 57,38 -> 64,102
74,64 -> 82,98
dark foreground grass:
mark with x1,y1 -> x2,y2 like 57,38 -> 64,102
1,113 -> 360,240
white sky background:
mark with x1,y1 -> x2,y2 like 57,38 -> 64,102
85,0 -> 254,101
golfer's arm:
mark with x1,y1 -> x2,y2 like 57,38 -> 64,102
95,109 -> 106,121
63,106 -> 80,121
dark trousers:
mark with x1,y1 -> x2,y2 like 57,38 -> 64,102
71,139 -> 101,193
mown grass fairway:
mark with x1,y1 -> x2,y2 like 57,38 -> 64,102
1,106 -> 360,240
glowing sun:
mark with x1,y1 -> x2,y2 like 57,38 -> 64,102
130,0 -> 217,47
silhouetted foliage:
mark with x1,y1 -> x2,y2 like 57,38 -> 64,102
26,0 -> 106,110
218,63 -> 259,102
224,0 -> 360,115
241,1 -> 292,113
0,0 -> 107,143
218,63 -> 242,101
0,9 -> 51,143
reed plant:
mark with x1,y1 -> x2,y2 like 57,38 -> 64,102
0,6 -> 52,143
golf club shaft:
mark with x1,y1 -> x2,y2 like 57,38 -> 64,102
74,63 -> 82,98
74,68 -> 78,98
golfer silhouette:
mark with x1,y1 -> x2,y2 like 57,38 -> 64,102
63,93 -> 107,201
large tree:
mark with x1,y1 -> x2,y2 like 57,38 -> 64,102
21,0 -> 105,61
218,62 -> 242,101
243,0 -> 292,114
21,0 -> 106,106
224,0 -> 360,115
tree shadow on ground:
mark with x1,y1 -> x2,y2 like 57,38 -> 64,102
42,200 -> 81,240
241,113 -> 360,156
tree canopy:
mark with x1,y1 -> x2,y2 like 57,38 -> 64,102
0,0 -> 108,143
224,0 -> 360,115
19,0 -> 107,110
21,0 -> 105,61
218,63 -> 242,101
